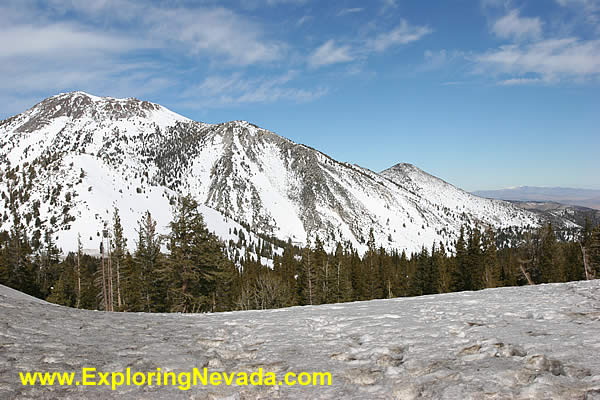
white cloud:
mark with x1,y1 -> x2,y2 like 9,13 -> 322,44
474,38 -> 600,81
555,0 -> 600,27
240,0 -> 310,9
0,0 -> 301,116
367,21 -> 432,52
309,40 -> 354,67
337,8 -> 364,16
498,77 -> 543,85
10,0 -> 285,66
491,10 -> 543,41
180,72 -> 327,107
423,49 -> 462,69
146,7 -> 284,65
307,20 -> 432,69
382,0 -> 398,10
556,0 -> 599,8
265,0 -> 309,5
297,15 -> 312,26
0,24 -> 143,59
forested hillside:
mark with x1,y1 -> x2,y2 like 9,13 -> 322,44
2,194 -> 599,313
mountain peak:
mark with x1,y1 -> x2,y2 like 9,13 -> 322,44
6,91 -> 188,135
384,162 -> 418,172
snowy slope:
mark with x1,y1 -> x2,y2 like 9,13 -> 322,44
0,93 -> 272,259
380,163 -> 579,230
0,92 -> 572,256
2,280 -> 600,399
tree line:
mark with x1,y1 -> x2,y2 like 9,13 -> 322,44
1,195 -> 599,313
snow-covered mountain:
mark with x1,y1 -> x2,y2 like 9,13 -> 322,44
0,92 -> 573,255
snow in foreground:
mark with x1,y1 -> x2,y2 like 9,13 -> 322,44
1,281 -> 600,399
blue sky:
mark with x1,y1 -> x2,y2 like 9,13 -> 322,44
1,0 -> 599,191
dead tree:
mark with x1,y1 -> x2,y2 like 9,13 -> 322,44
100,241 -> 108,311
76,235 -> 82,309
517,258 -> 535,286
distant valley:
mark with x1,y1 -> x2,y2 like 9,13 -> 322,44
473,187 -> 600,210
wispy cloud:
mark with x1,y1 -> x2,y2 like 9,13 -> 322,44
309,40 -> 354,67
0,24 -> 144,59
0,0 -> 305,117
423,49 -> 464,70
240,0 -> 310,8
297,15 -> 312,26
147,7 -> 284,65
308,20 -> 432,69
366,21 -> 433,52
473,38 -> 600,81
337,8 -> 364,16
381,0 -> 398,11
555,0 -> 600,10
498,77 -> 543,85
491,9 -> 543,41
555,0 -> 600,28
48,1 -> 285,66
180,72 -> 328,107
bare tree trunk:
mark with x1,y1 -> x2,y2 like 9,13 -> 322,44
337,262 -> 340,303
305,251 -> 313,305
76,235 -> 82,309
106,237 -> 113,312
307,269 -> 313,305
116,258 -> 122,309
581,243 -> 591,280
100,245 -> 108,311
517,258 -> 535,285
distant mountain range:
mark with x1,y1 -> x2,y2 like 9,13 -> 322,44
0,92 -> 577,255
473,187 -> 600,210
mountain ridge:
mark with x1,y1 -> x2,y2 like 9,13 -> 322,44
0,92 -> 575,256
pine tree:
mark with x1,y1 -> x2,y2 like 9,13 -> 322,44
331,242 -> 352,302
436,242 -> 454,293
298,240 -> 317,305
364,228 -> 383,299
349,247 -> 365,300
561,241 -> 585,282
454,226 -> 469,291
214,260 -> 239,312
76,234 -> 82,308
134,210 -> 163,312
166,195 -> 230,313
277,239 -> 299,305
39,229 -> 61,299
313,236 -> 330,304
47,254 -> 77,307
538,224 -> 558,283
467,227 -> 483,290
482,228 -> 500,288
394,250 -> 410,296
111,208 -> 127,310
588,225 -> 600,278
0,231 -> 9,287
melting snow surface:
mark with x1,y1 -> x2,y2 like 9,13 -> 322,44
2,280 -> 600,399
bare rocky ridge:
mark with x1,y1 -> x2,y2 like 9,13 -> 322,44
2,281 -> 600,398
